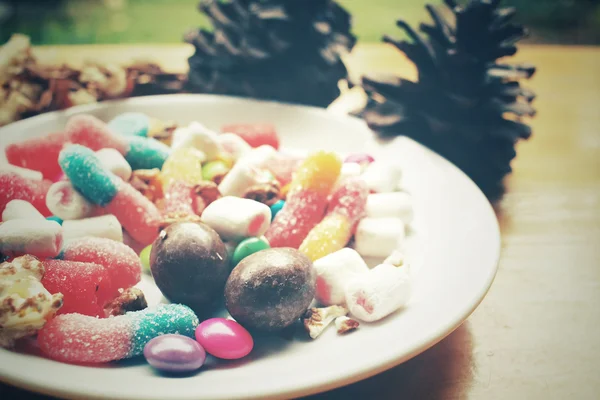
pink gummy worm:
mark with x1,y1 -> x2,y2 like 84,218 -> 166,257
327,177 -> 369,223
265,190 -> 328,249
61,237 -> 142,299
0,171 -> 52,216
38,313 -> 131,364
102,178 -> 162,245
65,114 -> 129,155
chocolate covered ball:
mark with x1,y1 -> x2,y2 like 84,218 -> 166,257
150,222 -> 229,315
225,248 -> 316,331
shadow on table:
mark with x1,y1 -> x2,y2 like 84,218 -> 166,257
304,321 -> 474,400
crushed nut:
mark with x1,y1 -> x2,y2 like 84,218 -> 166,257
147,118 -> 178,145
0,34 -> 187,127
243,182 -> 280,206
0,255 -> 63,348
193,181 -> 222,213
129,168 -> 163,203
335,316 -> 360,334
104,287 -> 148,317
303,305 -> 348,339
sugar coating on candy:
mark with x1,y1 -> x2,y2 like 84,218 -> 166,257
59,145 -> 119,206
162,181 -> 195,216
38,312 -> 131,363
65,114 -> 129,154
5,132 -> 68,180
61,237 -> 142,299
221,123 -> 280,149
160,147 -> 204,189
288,151 -> 342,196
326,177 -> 368,221
102,179 -> 162,245
32,179 -> 53,217
265,151 -> 341,248
42,260 -> 113,317
124,136 -> 170,171
299,214 -> 353,262
128,304 -> 199,357
0,172 -> 35,215
0,163 -> 43,181
0,172 -> 52,216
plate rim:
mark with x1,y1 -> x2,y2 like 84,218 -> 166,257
0,94 -> 501,400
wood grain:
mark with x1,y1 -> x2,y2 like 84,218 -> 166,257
2,43 -> 599,400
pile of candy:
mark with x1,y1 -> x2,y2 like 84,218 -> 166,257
0,110 -> 415,374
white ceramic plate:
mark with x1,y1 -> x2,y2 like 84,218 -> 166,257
0,95 -> 500,400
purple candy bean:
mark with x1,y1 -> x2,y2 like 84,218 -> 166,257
143,334 -> 206,372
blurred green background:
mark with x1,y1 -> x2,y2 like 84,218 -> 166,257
1,0 -> 599,46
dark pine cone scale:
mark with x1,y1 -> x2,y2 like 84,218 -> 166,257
359,0 -> 536,200
185,0 -> 356,108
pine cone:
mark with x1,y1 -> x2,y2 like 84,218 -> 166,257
185,0 -> 356,107
359,0 -> 536,200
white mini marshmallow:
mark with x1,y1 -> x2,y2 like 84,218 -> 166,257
218,161 -> 270,197
217,133 -> 252,161
62,214 -> 123,243
365,192 -> 413,223
360,161 -> 402,193
46,180 -> 94,220
0,219 -> 63,258
313,248 -> 369,306
0,163 -> 43,181
2,200 -> 45,221
95,148 -> 132,181
239,145 -> 278,169
354,217 -> 405,258
383,250 -> 404,267
171,122 -> 222,161
201,196 -> 271,242
345,263 -> 412,322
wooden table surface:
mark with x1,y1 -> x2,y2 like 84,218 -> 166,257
1,43 -> 599,400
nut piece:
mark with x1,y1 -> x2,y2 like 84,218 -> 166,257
243,182 -> 280,206
147,118 -> 177,145
335,316 -> 360,334
193,181 -> 222,213
0,255 -> 63,348
129,168 -> 163,203
303,305 -> 348,339
104,287 -> 148,317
